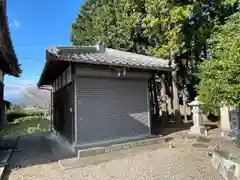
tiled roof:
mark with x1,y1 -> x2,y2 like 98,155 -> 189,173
47,45 -> 171,70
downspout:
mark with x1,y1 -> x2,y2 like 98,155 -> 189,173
38,86 -> 53,132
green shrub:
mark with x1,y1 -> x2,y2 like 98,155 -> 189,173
26,124 -> 47,134
197,13 -> 240,109
26,111 -> 44,116
7,109 -> 45,122
200,104 -> 219,117
200,103 -> 220,122
7,111 -> 29,122
24,109 -> 45,116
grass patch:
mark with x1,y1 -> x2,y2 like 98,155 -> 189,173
3,116 -> 50,136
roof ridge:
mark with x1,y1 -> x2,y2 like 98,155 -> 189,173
46,45 -> 170,68
105,48 -> 168,62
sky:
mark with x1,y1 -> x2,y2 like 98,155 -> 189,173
4,0 -> 84,102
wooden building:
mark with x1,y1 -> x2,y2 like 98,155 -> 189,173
38,43 -> 172,151
0,0 -> 20,135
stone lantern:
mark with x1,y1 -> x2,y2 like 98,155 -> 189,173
188,97 -> 206,136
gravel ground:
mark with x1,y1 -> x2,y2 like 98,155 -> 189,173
3,133 -> 223,180
64,147 -> 223,180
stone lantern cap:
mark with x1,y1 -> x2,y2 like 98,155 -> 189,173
188,97 -> 203,106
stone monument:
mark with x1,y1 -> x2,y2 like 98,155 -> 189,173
220,106 -> 232,136
188,97 -> 206,136
229,109 -> 240,137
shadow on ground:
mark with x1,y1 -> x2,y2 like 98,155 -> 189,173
153,113 -> 220,138
2,133 -> 76,179
156,118 -> 193,136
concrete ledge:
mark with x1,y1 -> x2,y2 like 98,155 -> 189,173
212,150 -> 240,180
74,134 -> 151,150
0,136 -> 18,180
50,131 -> 75,152
46,134 -> 76,161
78,136 -> 168,158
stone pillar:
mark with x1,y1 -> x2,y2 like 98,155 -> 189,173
183,98 -> 188,123
182,85 -> 189,123
220,106 -> 231,135
160,74 -> 168,124
188,97 -> 206,136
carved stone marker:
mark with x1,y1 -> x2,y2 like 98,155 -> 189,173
229,109 -> 240,137
188,97 -> 206,136
220,106 -> 232,136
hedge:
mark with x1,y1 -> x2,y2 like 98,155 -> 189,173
7,110 -> 45,122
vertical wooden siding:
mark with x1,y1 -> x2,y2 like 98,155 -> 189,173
52,65 -> 72,93
52,65 -> 73,143
53,82 -> 74,143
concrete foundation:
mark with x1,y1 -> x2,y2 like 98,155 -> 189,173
78,135 -> 168,158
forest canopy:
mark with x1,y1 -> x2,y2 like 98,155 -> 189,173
71,0 -> 239,101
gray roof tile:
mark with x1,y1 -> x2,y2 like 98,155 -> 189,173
47,45 -> 171,71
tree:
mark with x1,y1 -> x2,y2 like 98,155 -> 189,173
183,0 -> 238,100
10,103 -> 25,111
71,0 -> 150,54
198,13 -> 240,108
71,0 -> 239,101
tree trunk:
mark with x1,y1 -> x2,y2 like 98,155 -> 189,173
153,78 -> 160,118
171,52 -> 181,122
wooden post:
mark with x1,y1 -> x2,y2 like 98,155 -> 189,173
152,74 -> 160,117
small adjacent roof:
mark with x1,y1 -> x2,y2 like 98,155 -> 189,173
38,43 -> 171,86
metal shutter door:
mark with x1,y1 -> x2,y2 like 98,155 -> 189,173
76,77 -> 150,144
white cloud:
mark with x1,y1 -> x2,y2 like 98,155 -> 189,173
13,20 -> 20,28
9,20 -> 20,29
4,79 -> 36,101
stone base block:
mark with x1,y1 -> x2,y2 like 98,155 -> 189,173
221,131 -> 233,137
212,150 -> 240,180
188,125 -> 206,136
78,135 -> 168,158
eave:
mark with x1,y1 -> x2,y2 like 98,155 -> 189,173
0,0 -> 20,77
